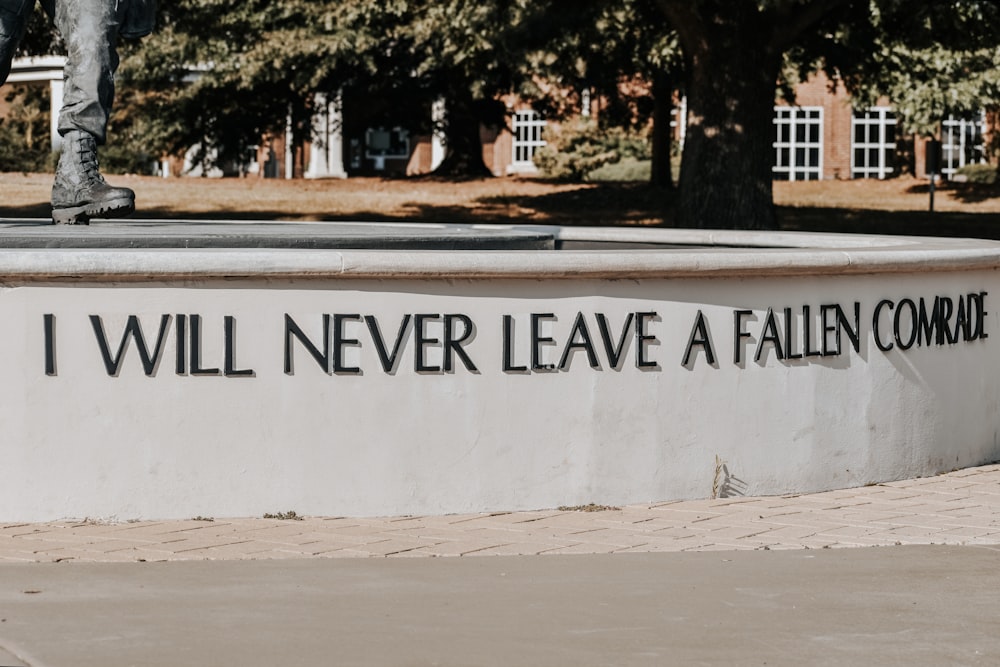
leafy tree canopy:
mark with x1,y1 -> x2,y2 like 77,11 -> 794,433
44,0 -> 1000,226
838,0 -> 1000,135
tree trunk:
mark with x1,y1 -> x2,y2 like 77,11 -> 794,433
677,17 -> 781,230
650,71 -> 673,189
433,93 -> 494,178
656,0 -> 850,229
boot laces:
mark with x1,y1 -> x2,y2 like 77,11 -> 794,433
77,137 -> 106,185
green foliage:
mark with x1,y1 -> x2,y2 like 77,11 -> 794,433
40,0 -> 997,208
534,119 -> 650,181
15,3 -> 63,58
117,0 -> 330,168
99,140 -> 157,175
955,163 -> 997,185
846,43 -> 1000,136
0,84 -> 53,173
108,0 -> 687,178
119,0 -> 554,176
830,1 -> 1000,136
0,124 -> 51,173
654,0 -> 1000,229
101,86 -> 159,175
407,0 -> 543,174
517,0 -> 680,187
586,158 -> 652,183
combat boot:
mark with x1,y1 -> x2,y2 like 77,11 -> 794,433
51,130 -> 135,225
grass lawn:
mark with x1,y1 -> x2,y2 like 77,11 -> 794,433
2,171 -> 1000,238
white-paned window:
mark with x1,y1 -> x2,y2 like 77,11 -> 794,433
670,96 -> 688,147
365,127 -> 410,159
942,112 -> 986,177
773,106 -> 823,181
851,108 -> 897,179
510,110 -> 547,171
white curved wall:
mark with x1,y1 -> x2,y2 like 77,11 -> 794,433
0,227 -> 998,520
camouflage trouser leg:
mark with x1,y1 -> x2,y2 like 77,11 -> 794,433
54,0 -> 123,145
0,0 -> 33,85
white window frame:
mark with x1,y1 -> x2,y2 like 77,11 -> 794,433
365,126 -> 410,160
851,107 -> 897,180
670,96 -> 688,148
941,112 -> 987,178
510,109 -> 546,172
773,106 -> 823,181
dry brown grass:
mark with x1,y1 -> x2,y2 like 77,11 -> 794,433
2,171 -> 1000,237
774,178 -> 1000,214
0,172 -> 664,224
772,178 -> 1000,239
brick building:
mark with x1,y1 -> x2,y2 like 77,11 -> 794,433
1,56 -> 66,151
3,57 -> 994,181
257,94 -> 546,180
770,72 -> 992,182
286,73 -> 993,183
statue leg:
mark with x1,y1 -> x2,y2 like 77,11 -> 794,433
0,0 -> 34,85
51,0 -> 134,224
54,0 -> 121,143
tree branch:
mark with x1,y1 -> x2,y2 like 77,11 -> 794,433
653,0 -> 706,56
770,0 -> 854,50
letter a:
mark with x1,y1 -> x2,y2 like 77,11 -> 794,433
683,311 -> 716,366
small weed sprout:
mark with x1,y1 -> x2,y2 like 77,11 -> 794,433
557,503 -> 620,512
712,455 -> 723,499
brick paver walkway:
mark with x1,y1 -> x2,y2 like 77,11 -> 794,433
3,464 -> 999,563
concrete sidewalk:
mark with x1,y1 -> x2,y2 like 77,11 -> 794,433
1,546 -> 1000,666
3,463 -> 999,562
1,466 -> 999,666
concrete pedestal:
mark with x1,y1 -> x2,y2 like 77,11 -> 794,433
1,221 -> 998,521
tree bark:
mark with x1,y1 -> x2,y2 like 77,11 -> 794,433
650,70 -> 673,189
656,0 -> 851,230
675,7 -> 781,229
433,93 -> 494,178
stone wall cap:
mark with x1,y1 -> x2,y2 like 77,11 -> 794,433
0,222 -> 996,281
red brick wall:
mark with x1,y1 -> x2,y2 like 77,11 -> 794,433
490,124 -> 514,176
406,135 -> 433,175
780,72 -> 853,180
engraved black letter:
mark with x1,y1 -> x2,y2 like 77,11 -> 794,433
43,313 -> 56,376
444,314 -> 478,372
683,310 -> 716,367
366,315 -> 410,373
224,316 -> 254,376
284,314 -> 330,375
596,313 -> 633,370
90,314 -> 171,377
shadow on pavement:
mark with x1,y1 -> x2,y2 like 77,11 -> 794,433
906,180 -> 1000,205
3,181 -> 1000,240
777,206 -> 1000,240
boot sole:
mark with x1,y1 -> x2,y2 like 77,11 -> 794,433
52,197 -> 135,225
